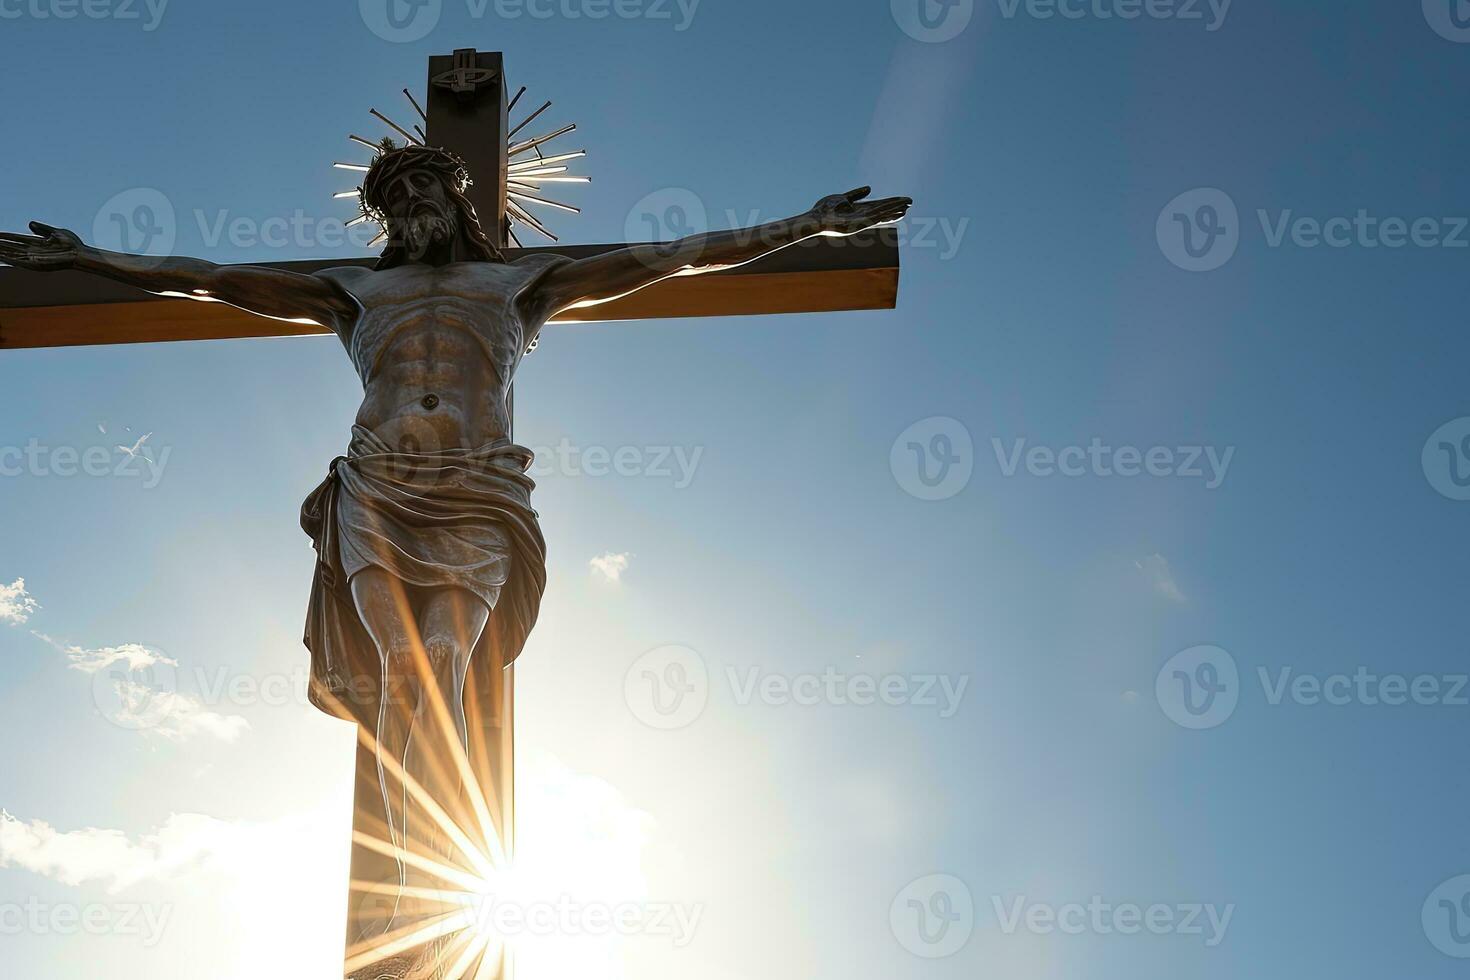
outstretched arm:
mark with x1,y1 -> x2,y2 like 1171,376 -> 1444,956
0,222 -> 357,329
528,187 -> 911,322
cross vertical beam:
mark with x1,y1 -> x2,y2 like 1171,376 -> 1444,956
427,49 -> 509,248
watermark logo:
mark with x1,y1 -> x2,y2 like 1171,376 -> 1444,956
624,187 -> 710,268
891,417 -> 975,501
992,895 -> 1233,946
992,438 -> 1234,488
0,0 -> 169,30
1156,645 -> 1239,730
892,0 -> 975,42
0,436 -> 171,488
994,0 -> 1231,30
624,645 -> 709,730
459,893 -> 702,945
475,0 -> 702,30
0,899 -> 173,945
1423,417 -> 1470,501
93,188 -> 175,270
88,651 -> 180,733
194,208 -> 384,251
1424,875 -> 1470,957
527,439 -> 704,489
1157,188 -> 1239,272
1161,190 -> 1470,271
359,0 -> 442,41
1424,0 -> 1470,43
890,873 -> 974,958
1161,651 -> 1470,728
727,666 -> 969,718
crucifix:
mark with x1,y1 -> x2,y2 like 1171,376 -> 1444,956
0,47 -> 910,980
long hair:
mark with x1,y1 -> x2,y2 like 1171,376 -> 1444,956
360,143 -> 505,269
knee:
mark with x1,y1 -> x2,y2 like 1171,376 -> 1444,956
423,635 -> 465,674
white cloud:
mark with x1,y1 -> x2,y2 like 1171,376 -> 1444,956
110,680 -> 250,743
0,578 -> 39,625
31,633 -> 246,743
1136,554 -> 1186,603
0,810 -> 239,893
589,552 -> 632,584
60,640 -> 177,675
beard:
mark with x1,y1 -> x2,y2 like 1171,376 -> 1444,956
400,203 -> 455,258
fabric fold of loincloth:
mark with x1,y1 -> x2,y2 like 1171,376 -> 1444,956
300,425 -> 546,723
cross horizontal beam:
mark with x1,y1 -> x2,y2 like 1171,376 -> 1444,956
0,233 -> 899,350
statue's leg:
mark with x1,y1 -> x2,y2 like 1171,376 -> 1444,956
349,567 -> 422,912
403,587 -> 491,974
412,587 -> 491,859
418,586 -> 491,754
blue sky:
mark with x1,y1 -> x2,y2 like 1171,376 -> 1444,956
3,1 -> 1470,978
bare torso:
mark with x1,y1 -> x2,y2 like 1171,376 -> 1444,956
321,257 -> 564,451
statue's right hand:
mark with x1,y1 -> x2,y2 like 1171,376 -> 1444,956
0,222 -> 85,272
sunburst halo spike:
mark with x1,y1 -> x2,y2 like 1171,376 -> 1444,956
370,108 -> 423,147
509,123 -> 576,157
509,150 -> 586,171
402,87 -> 428,124
508,191 -> 580,215
508,100 -> 553,141
507,200 -> 558,242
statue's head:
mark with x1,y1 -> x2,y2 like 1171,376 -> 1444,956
360,143 -> 504,268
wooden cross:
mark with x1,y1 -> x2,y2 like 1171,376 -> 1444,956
0,48 -> 900,978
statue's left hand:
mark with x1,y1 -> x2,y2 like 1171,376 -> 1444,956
0,222 -> 86,272
809,187 -> 913,236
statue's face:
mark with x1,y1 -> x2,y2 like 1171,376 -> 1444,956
380,168 -> 459,258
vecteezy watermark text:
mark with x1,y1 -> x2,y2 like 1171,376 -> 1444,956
994,0 -> 1231,31
992,438 -> 1235,489
358,0 -> 700,43
1158,188 -> 1470,272
624,646 -> 969,730
0,899 -> 173,946
991,895 -> 1234,946
0,0 -> 168,30
727,666 -> 969,718
527,439 -> 703,488
0,439 -> 170,488
1157,645 -> 1470,730
454,894 -> 702,947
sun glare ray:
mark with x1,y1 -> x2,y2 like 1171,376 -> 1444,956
384,586 -> 509,870
350,702 -> 506,875
313,688 -> 503,881
349,879 -> 477,905
351,831 -> 486,894
342,910 -> 468,974
445,932 -> 492,980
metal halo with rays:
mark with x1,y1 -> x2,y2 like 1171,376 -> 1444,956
332,84 -> 590,249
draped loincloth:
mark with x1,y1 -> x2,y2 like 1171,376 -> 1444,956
300,425 -> 546,724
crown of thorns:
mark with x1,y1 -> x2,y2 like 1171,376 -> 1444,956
362,141 -> 473,225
